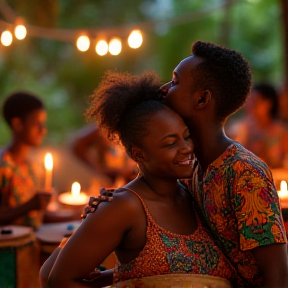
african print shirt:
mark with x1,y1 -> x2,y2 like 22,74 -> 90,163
0,149 -> 45,228
114,188 -> 239,286
186,142 -> 287,286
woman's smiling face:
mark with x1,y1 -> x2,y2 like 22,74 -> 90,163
139,107 -> 194,180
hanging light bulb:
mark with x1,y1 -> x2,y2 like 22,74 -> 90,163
109,38 -> 122,55
1,30 -> 13,46
95,40 -> 108,56
14,18 -> 27,40
14,24 -> 27,40
76,35 -> 90,52
128,30 -> 143,49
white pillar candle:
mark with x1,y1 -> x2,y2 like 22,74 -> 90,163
44,153 -> 53,192
58,182 -> 88,206
278,180 -> 288,208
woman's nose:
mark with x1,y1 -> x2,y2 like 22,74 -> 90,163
181,139 -> 193,154
160,81 -> 172,96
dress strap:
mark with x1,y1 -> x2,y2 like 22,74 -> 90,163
122,187 -> 152,220
80,187 -> 151,220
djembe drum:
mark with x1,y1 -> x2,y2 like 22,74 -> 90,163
0,226 -> 39,288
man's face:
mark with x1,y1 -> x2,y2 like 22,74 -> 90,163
161,55 -> 203,120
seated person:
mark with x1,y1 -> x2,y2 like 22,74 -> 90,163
41,71 -> 240,288
70,124 -> 138,187
0,91 -> 51,229
227,83 -> 288,169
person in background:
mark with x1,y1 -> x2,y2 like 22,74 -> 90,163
160,40 -> 288,287
42,71 -> 239,288
227,82 -> 288,169
70,123 -> 138,187
0,91 -> 51,230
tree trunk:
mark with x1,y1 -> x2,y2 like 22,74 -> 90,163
279,0 -> 288,120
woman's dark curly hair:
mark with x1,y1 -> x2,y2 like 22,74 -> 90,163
85,70 -> 166,158
191,41 -> 252,121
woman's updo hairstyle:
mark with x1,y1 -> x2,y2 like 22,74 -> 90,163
85,70 -> 166,157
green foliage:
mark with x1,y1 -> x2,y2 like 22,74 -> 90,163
0,0 -> 284,145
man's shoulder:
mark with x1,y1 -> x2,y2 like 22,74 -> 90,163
209,143 -> 273,182
223,142 -> 269,170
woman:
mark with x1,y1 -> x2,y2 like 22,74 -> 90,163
43,71 -> 238,288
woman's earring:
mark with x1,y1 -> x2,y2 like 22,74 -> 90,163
137,165 -> 143,177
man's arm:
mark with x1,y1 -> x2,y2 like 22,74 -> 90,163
236,162 -> 288,287
251,243 -> 288,288
0,192 -> 51,225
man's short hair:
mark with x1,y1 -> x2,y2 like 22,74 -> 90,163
191,41 -> 252,121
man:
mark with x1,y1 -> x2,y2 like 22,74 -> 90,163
161,40 -> 288,287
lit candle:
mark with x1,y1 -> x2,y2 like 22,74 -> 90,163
58,182 -> 88,206
44,153 -> 53,192
278,180 -> 288,208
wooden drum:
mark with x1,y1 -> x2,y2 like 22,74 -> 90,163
0,226 -> 39,288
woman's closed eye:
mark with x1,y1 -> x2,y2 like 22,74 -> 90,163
184,134 -> 191,141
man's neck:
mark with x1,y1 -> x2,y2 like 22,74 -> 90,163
191,124 -> 233,173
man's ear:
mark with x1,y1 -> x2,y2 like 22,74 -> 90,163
10,117 -> 23,132
196,90 -> 212,109
131,147 -> 145,163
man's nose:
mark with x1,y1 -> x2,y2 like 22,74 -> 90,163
160,81 -> 172,96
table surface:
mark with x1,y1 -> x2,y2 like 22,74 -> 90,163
35,220 -> 82,244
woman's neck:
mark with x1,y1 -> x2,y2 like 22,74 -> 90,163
131,173 -> 181,202
192,125 -> 233,173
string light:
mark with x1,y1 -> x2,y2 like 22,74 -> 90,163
76,35 -> 90,52
14,24 -> 26,40
1,30 -> 12,46
95,40 -> 108,56
0,0 -> 239,55
128,30 -> 143,49
108,38 -> 122,55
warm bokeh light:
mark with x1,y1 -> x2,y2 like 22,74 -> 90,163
14,24 -> 27,40
44,153 -> 53,171
95,40 -> 108,56
76,35 -> 90,51
71,182 -> 81,196
128,30 -> 143,49
278,180 -> 288,198
1,30 -> 13,46
109,38 -> 122,55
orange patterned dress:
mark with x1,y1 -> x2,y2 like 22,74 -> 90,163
112,188 -> 239,287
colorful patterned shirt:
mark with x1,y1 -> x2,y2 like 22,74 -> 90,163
0,149 -> 45,228
115,188 -> 239,286
186,142 -> 287,286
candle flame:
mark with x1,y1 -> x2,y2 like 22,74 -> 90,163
44,153 -> 53,170
278,180 -> 288,198
71,182 -> 81,196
